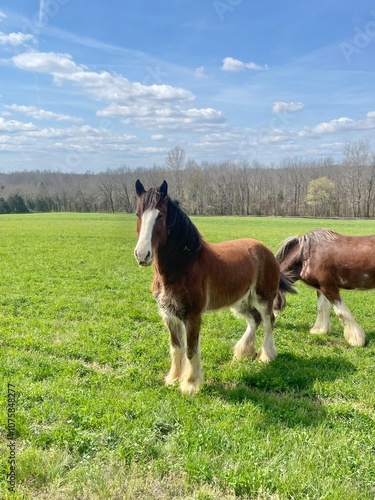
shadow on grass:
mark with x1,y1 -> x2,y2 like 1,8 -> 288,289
278,320 -> 314,332
207,353 -> 356,427
363,329 -> 375,347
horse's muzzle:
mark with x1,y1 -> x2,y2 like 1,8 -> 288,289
134,249 -> 153,266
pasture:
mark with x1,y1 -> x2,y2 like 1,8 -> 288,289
0,213 -> 374,499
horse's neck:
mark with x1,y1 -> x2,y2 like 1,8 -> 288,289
154,215 -> 200,279
155,238 -> 193,279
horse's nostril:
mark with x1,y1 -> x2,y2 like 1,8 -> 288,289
146,251 -> 150,260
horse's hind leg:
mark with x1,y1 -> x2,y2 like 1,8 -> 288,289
255,299 -> 277,362
332,298 -> 366,347
163,314 -> 186,385
310,291 -> 331,334
231,302 -> 260,360
232,296 -> 277,362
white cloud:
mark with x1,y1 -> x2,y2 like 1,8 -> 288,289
0,11 -> 7,21
151,134 -> 165,141
298,117 -> 354,137
194,66 -> 206,78
13,51 -> 82,74
5,104 -> 83,122
13,50 -> 225,131
0,32 -> 34,46
11,51 -> 226,132
0,117 -> 38,132
296,112 -> 375,139
13,52 -> 195,105
221,57 -> 268,72
272,101 -> 304,114
97,103 -> 225,130
138,146 -> 169,154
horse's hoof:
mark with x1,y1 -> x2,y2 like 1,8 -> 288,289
310,327 -> 329,334
345,332 -> 366,347
233,344 -> 257,361
233,351 -> 257,361
257,347 -> 277,362
164,373 -> 179,386
179,377 -> 203,396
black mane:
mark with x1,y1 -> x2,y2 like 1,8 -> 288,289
163,197 -> 202,269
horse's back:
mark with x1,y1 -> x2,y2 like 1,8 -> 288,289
302,233 -> 375,290
207,238 -> 277,269
309,234 -> 375,267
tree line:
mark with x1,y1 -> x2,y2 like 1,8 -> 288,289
1,141 -> 375,218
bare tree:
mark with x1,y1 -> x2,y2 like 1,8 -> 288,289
343,140 -> 370,217
96,169 -> 118,213
115,166 -> 134,213
165,146 -> 186,199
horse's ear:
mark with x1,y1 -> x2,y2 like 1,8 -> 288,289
135,179 -> 145,197
160,180 -> 168,200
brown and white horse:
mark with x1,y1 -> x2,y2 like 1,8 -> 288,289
275,228 -> 375,347
134,180 -> 295,395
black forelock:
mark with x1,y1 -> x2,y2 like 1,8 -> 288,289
138,187 -> 165,213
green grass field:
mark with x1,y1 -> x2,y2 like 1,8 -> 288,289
1,213 -> 375,499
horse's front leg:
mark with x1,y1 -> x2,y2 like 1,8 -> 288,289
180,313 -> 203,395
310,291 -> 331,334
163,314 -> 186,385
320,288 -> 366,347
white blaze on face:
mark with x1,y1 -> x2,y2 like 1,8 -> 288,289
134,208 -> 159,265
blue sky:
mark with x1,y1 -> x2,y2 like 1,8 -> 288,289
0,0 -> 375,172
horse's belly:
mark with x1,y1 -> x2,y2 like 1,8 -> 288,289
205,279 -> 253,311
302,259 -> 375,291
339,271 -> 375,290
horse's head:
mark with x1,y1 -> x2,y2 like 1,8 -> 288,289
273,236 -> 301,316
134,179 -> 169,266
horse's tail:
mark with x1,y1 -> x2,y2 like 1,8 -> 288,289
279,272 -> 297,295
274,268 -> 298,317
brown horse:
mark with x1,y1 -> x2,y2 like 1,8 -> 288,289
275,228 -> 375,347
134,180 -> 295,395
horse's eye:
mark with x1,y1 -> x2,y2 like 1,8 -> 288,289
156,212 -> 164,220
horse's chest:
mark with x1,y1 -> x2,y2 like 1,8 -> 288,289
153,280 -> 186,320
